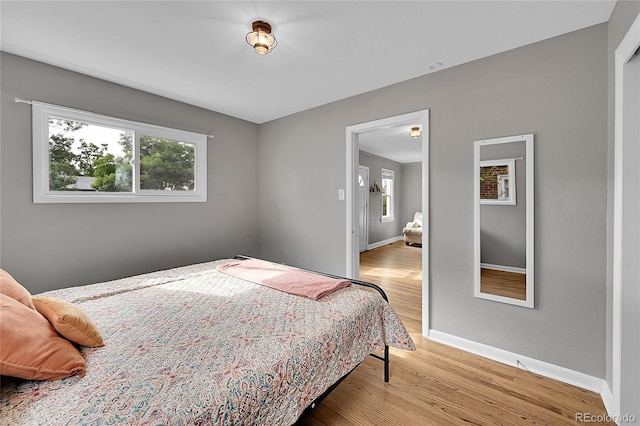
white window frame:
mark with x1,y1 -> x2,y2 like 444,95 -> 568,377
32,102 -> 207,203
381,168 -> 395,223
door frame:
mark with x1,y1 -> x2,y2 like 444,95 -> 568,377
346,109 -> 430,336
358,165 -> 370,252
612,12 -> 640,419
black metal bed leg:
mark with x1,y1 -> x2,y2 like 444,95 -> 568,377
384,345 -> 389,382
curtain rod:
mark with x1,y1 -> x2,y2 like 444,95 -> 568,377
13,97 -> 214,139
481,157 -> 524,162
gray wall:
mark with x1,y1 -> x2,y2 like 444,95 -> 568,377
480,142 -> 526,269
605,0 -> 640,394
259,24 -> 608,377
400,162 -> 422,227
358,150 -> 403,245
0,53 -> 260,293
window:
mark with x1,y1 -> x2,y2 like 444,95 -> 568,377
32,103 -> 207,203
497,175 -> 510,201
479,159 -> 516,205
381,168 -> 395,222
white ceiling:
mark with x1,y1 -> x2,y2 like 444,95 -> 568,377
1,1 -> 615,162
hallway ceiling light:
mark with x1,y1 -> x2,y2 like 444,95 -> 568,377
409,127 -> 422,138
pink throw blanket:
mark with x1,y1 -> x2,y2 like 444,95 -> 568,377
216,258 -> 351,300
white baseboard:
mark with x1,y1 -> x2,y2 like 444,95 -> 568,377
367,236 -> 403,250
600,381 -> 616,421
428,329 -> 604,393
480,263 -> 526,274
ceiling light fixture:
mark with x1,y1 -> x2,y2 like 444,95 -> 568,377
246,20 -> 277,55
409,127 -> 422,139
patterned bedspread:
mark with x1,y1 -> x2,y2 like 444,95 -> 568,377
0,259 -> 414,425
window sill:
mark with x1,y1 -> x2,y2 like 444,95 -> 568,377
34,192 -> 207,204
381,217 -> 395,223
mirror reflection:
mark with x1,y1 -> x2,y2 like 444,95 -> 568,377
480,159 -> 516,205
474,134 -> 534,308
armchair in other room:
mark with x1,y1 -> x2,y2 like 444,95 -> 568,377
403,212 -> 422,246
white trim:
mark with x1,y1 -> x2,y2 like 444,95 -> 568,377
612,12 -> 640,421
346,127 -> 359,279
601,381 -> 614,421
346,109 -> 430,336
428,330 -> 604,393
367,236 -> 403,250
422,111 -> 430,339
480,263 -> 526,274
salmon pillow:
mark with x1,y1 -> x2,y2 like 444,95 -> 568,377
0,269 -> 35,310
33,297 -> 104,348
0,294 -> 86,380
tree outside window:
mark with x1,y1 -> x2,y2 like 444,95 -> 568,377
33,103 -> 206,203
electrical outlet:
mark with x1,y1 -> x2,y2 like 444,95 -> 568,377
338,189 -> 345,200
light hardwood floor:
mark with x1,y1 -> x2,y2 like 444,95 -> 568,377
480,268 -> 527,300
297,241 -> 613,425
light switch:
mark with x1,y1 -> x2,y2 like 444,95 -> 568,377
338,189 -> 345,200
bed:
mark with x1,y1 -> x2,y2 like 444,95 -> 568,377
0,257 -> 414,425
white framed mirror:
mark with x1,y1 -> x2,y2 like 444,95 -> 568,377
474,134 -> 534,308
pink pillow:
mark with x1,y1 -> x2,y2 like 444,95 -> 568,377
0,294 -> 86,380
0,268 -> 36,310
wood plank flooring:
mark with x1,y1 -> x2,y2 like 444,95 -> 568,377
296,241 -> 612,425
481,268 -> 527,300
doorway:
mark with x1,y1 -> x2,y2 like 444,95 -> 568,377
612,14 -> 640,420
345,110 -> 430,335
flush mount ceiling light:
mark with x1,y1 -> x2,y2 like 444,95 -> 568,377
246,20 -> 277,55
409,127 -> 422,138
